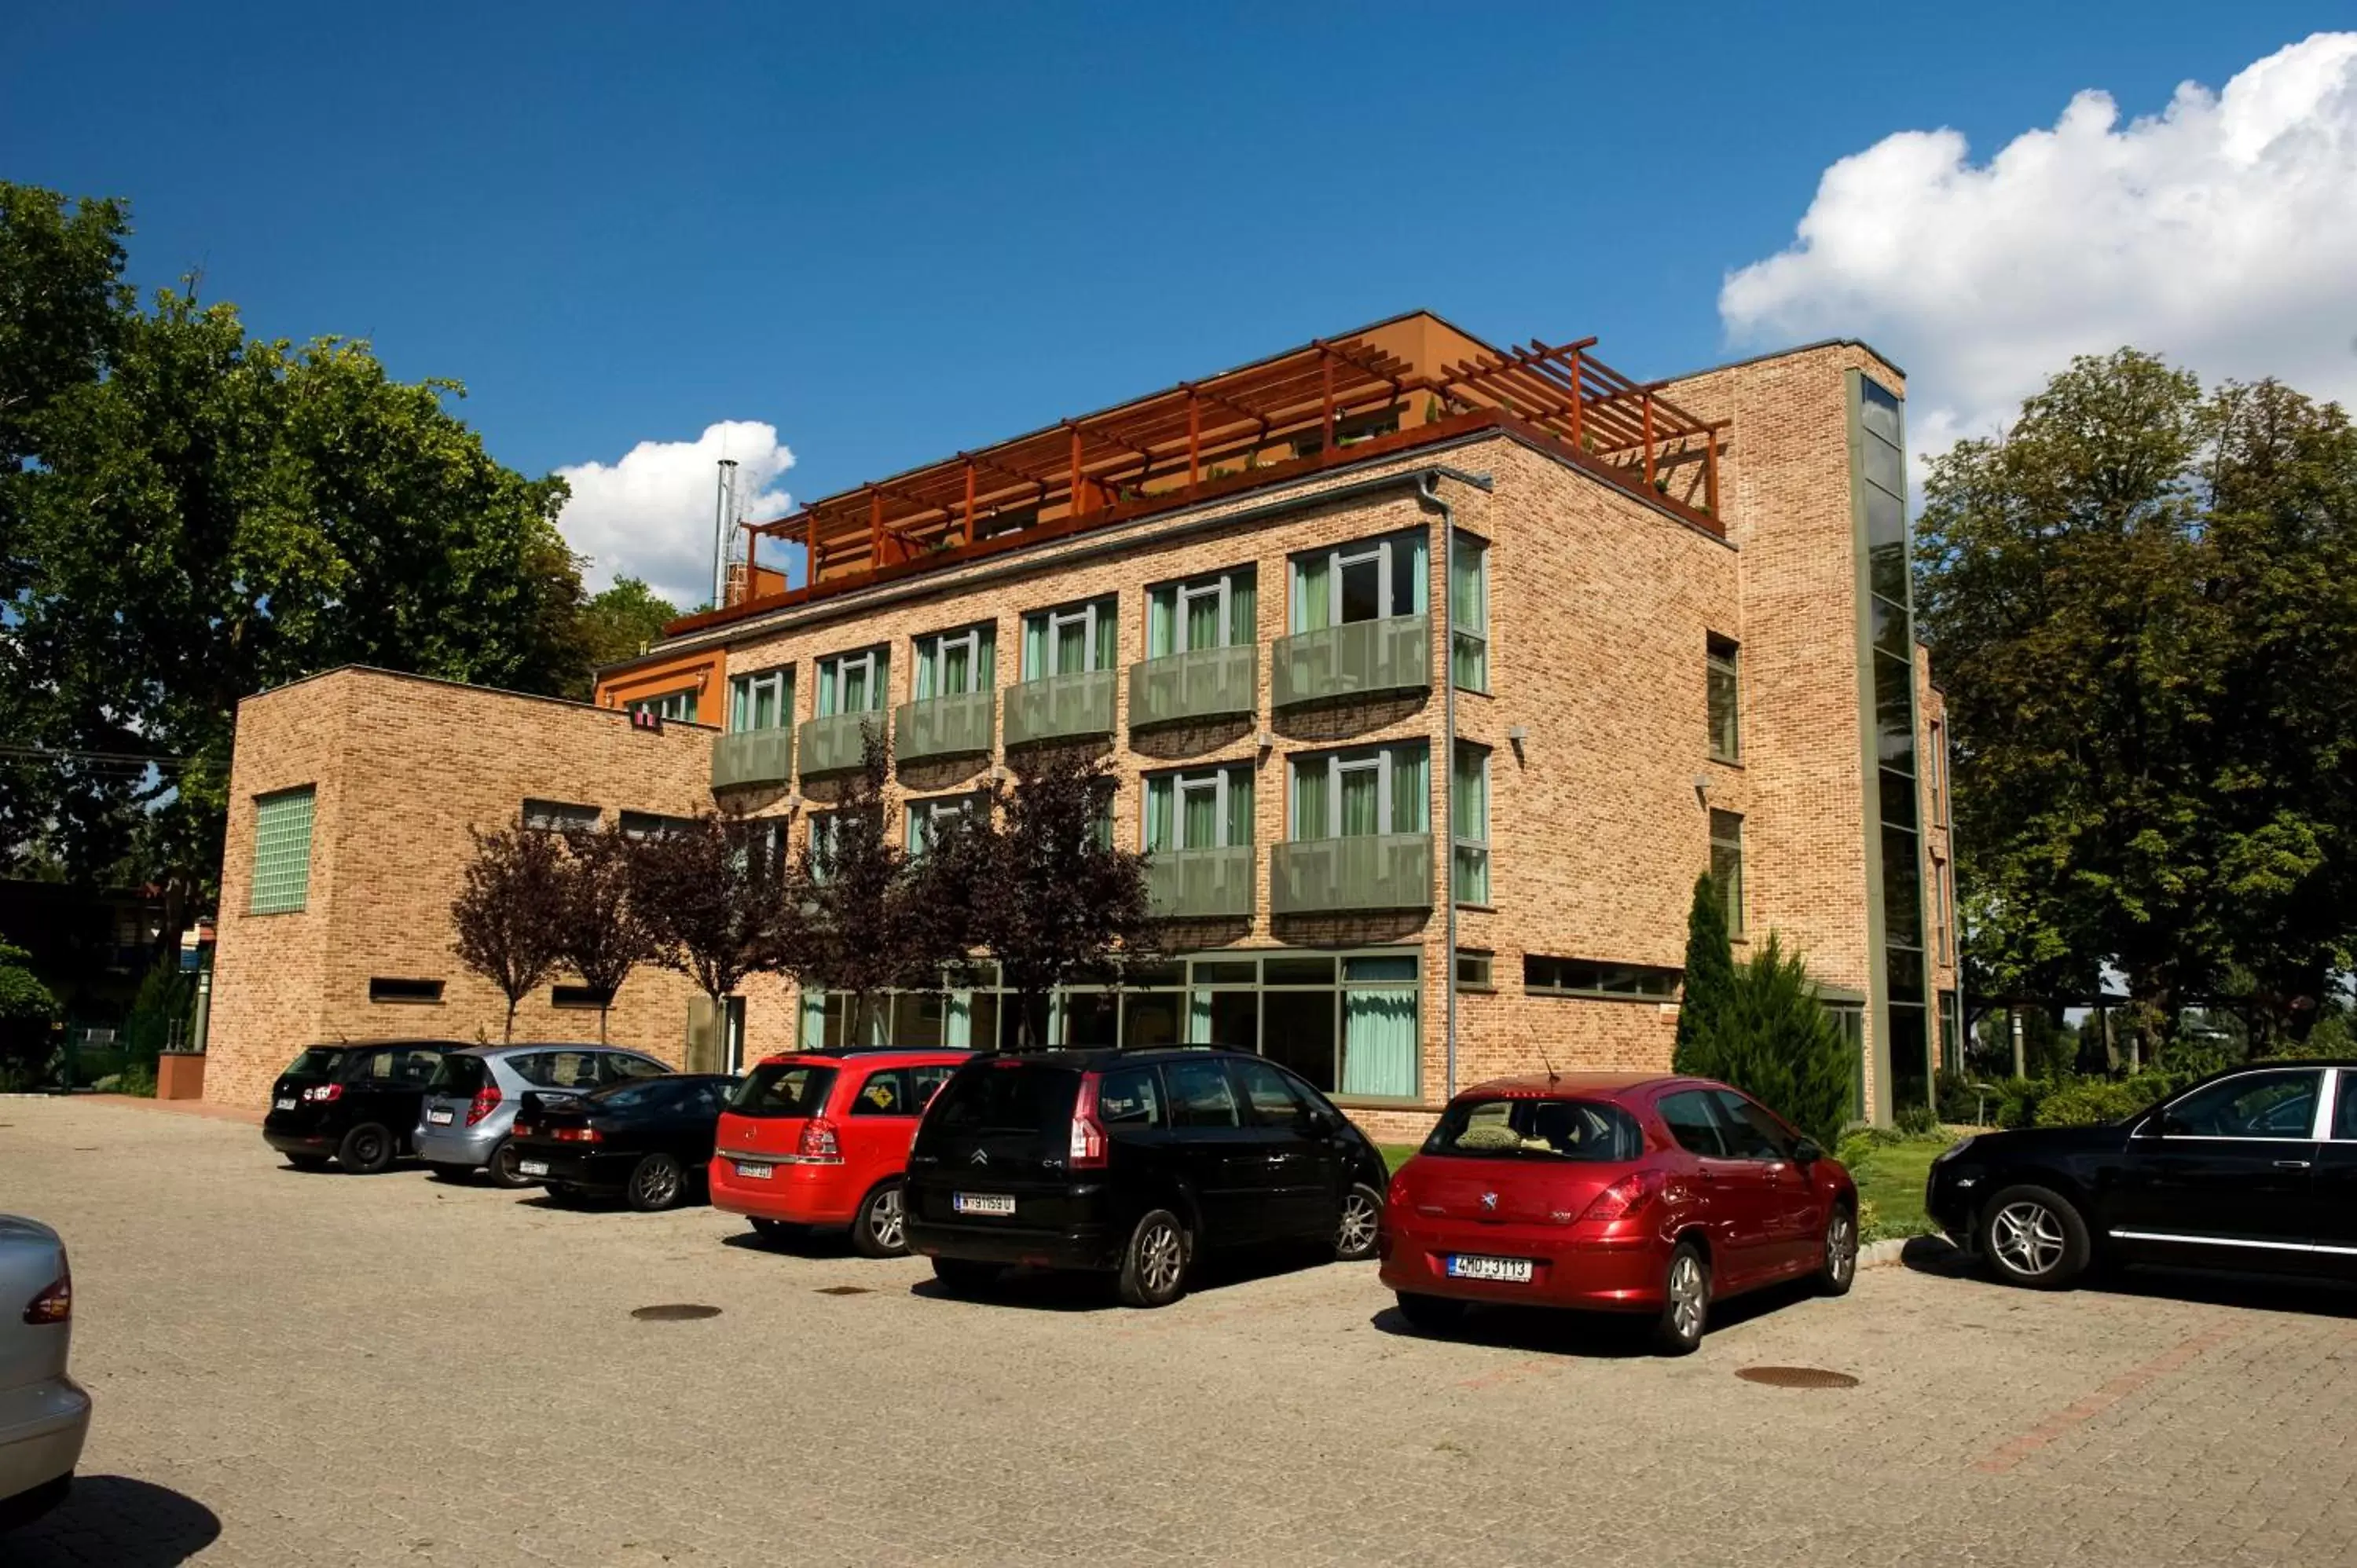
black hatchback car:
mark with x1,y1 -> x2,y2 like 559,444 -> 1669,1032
511,1074 -> 739,1211
1926,1061 -> 2357,1288
263,1040 -> 461,1174
903,1047 -> 1391,1306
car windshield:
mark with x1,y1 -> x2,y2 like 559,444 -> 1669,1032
427,1056 -> 489,1095
926,1061 -> 1079,1138
728,1064 -> 840,1118
284,1046 -> 350,1079
1424,1097 -> 1642,1161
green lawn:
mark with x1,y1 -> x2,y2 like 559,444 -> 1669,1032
1380,1144 -> 1420,1174
1845,1138 -> 1947,1241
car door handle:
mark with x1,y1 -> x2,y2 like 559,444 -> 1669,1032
2275,1160 -> 2312,1171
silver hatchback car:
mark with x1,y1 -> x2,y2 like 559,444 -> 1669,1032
0,1215 -> 88,1532
414,1044 -> 670,1185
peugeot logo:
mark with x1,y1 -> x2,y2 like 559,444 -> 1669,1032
970,1149 -> 989,1166
1480,1191 -> 1497,1211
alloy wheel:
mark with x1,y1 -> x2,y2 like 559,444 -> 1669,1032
1668,1253 -> 1706,1341
1827,1211 -> 1857,1286
868,1186 -> 906,1252
1992,1200 -> 2066,1277
1336,1191 -> 1379,1258
633,1160 -> 680,1209
1138,1218 -> 1183,1295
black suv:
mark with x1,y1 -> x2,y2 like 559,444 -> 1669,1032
1926,1061 -> 2357,1288
904,1047 -> 1390,1306
262,1041 -> 460,1174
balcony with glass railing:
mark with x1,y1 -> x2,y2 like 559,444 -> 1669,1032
894,688 -> 995,762
1270,613 -> 1430,709
711,728 -> 794,791
1004,668 -> 1117,748
1270,832 -> 1433,914
1144,845 -> 1255,920
798,710 -> 885,778
1127,643 -> 1256,730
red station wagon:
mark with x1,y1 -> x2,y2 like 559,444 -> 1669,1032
1380,1074 -> 1859,1354
709,1048 -> 972,1256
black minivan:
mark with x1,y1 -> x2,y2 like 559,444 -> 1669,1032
262,1040 -> 460,1174
903,1048 -> 1390,1306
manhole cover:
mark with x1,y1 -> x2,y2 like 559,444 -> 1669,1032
630,1303 -> 722,1321
814,1285 -> 871,1296
1736,1365 -> 1859,1390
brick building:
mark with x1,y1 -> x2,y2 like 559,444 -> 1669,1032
206,311 -> 1959,1136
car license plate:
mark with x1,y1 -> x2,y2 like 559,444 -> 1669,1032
426,1108 -> 453,1126
519,1160 -> 550,1178
1446,1254 -> 1534,1283
954,1192 -> 1015,1216
274,1097 -> 296,1111
735,1162 -> 773,1180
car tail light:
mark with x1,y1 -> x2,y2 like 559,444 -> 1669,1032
553,1126 -> 603,1144
465,1083 -> 502,1127
302,1083 -> 343,1104
512,1123 -> 533,1138
23,1262 -> 70,1326
797,1119 -> 841,1164
1069,1073 -> 1108,1170
1579,1169 -> 1662,1225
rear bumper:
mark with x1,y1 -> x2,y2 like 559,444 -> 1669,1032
709,1158 -> 867,1226
412,1122 -> 501,1168
515,1146 -> 637,1190
262,1128 -> 335,1157
907,1217 -> 1123,1273
1377,1222 -> 1666,1313
0,1376 -> 90,1515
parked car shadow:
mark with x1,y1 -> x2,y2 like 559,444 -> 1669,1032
1903,1233 -> 2357,1318
7,1475 -> 222,1566
720,1225 -> 854,1259
1368,1274 -> 1825,1359
908,1241 -> 1348,1314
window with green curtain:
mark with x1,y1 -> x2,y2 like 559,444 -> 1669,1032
1025,596 -> 1115,677
914,638 -> 937,702
816,658 -> 838,716
1225,768 -> 1253,845
1453,742 -> 1489,903
1339,760 -> 1380,837
1145,775 -> 1176,852
1291,553 -> 1331,633
1229,572 -> 1255,646
1398,531 -> 1429,617
1291,756 -> 1328,840
1389,743 -> 1428,833
1022,613 -> 1047,680
1148,588 -> 1175,658
1094,603 -> 1116,670
1183,587 -> 1220,651
1340,969 -> 1417,1098
729,670 -> 787,732
249,786 -> 317,914
1451,534 -> 1488,692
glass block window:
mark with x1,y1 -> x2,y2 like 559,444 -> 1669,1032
250,787 -> 317,914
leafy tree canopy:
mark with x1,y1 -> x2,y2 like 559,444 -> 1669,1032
576,577 -> 680,695
1916,348 -> 2357,1050
2,182 -> 596,922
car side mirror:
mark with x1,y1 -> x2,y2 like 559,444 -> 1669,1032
1791,1138 -> 1823,1164
1301,1104 -> 1339,1136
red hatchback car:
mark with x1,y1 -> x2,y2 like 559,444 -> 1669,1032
1380,1074 -> 1858,1354
709,1048 -> 972,1256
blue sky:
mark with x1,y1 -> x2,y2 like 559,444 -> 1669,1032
6,3 -> 2352,603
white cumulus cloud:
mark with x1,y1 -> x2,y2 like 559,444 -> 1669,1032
555,422 -> 797,610
1721,31 -> 2357,463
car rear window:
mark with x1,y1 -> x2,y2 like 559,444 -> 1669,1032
427,1056 -> 489,1095
1425,1097 -> 1642,1161
284,1046 -> 348,1079
927,1061 -> 1079,1137
728,1063 -> 840,1118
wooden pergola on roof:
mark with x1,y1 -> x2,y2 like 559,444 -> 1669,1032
724,317 -> 1725,620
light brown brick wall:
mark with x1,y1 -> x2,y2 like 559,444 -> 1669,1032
207,669 -> 717,1109
210,343 -> 1915,1137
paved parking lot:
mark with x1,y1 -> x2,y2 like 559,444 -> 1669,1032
6,1096 -> 2357,1566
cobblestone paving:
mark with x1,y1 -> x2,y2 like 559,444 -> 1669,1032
6,1097 -> 2356,1566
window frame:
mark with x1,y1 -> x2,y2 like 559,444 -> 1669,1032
1710,808 -> 1746,938
1289,527 -> 1425,632
1144,763 -> 1252,852
911,624 -> 992,700
728,668 -> 791,733
1022,594 -> 1118,679
816,646 -> 889,716
1451,740 -> 1490,906
1706,634 -> 1741,764
627,687 -> 698,724
1289,742 -> 1428,841
1450,531 -> 1489,694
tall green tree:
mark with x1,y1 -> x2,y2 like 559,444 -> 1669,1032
576,577 -> 680,695
1673,872 -> 1735,1075
1709,936 -> 1854,1149
1916,349 -> 2357,1053
2,182 -> 595,934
